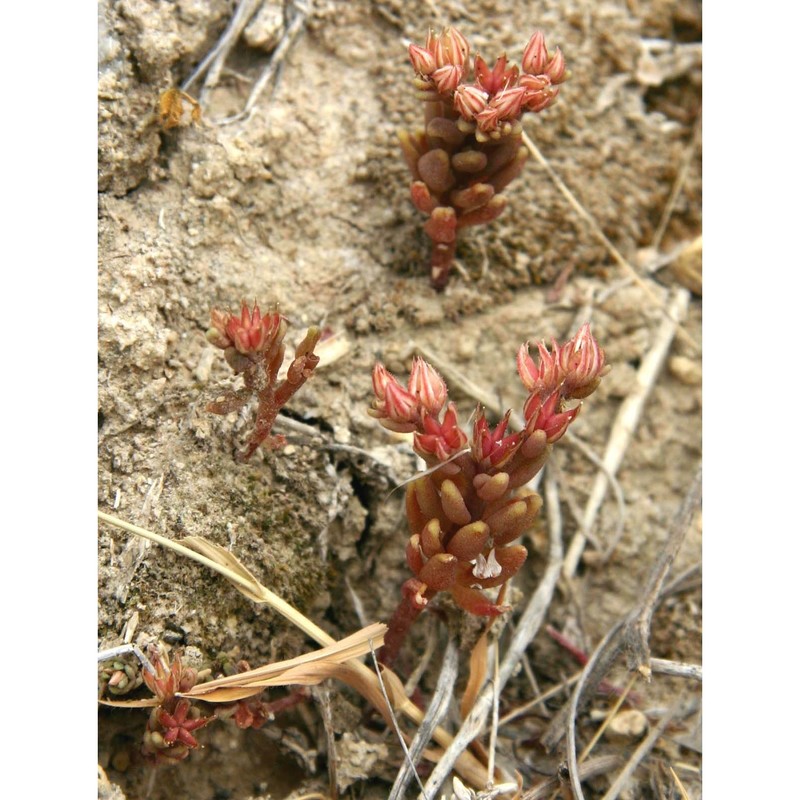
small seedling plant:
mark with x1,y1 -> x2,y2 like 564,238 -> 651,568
369,324 -> 607,664
400,27 -> 567,289
205,301 -> 321,460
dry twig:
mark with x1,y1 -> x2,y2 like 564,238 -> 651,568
622,466 -> 702,677
389,634 -> 458,800
520,755 -> 623,799
649,658 -> 702,682
182,0 -> 262,99
218,1 -> 309,125
542,467 -> 702,797
563,287 -> 692,577
369,642 -> 429,800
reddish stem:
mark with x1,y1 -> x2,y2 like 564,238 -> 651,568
430,239 -> 457,291
380,581 -> 437,667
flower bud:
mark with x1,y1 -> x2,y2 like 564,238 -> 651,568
521,31 -> 548,75
558,323 -> 607,399
453,84 -> 489,120
489,86 -> 527,121
546,47 -> 567,84
433,27 -> 470,68
517,340 -> 561,394
432,64 -> 464,95
370,363 -> 420,431
475,105 -> 500,133
409,357 -> 448,414
408,43 -> 436,75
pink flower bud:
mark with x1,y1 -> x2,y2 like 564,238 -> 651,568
517,340 -> 561,394
472,408 -> 523,468
558,323 -> 607,399
212,302 -> 285,355
545,47 -> 567,84
453,84 -> 489,120
524,390 -> 579,443
431,64 -> 464,94
524,85 -> 559,113
475,105 -> 500,133
408,357 -> 448,414
207,309 -> 233,349
433,27 -> 470,68
521,31 -> 548,75
408,43 -> 436,75
489,86 -> 528,120
370,363 -> 421,431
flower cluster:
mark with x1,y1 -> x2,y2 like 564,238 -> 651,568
399,27 -> 568,289
371,325 -> 606,653
141,650 -> 212,764
206,301 -> 321,461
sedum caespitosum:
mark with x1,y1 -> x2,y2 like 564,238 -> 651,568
206,301 -> 321,461
400,27 -> 567,289
370,324 -> 606,663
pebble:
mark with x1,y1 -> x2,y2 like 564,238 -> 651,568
668,355 -> 702,386
607,708 -> 649,741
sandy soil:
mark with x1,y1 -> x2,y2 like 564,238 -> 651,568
98,1 -> 702,798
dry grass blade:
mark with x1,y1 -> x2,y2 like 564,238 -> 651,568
669,765 -> 691,800
183,623 -> 387,702
461,629 -> 489,720
99,512 -> 335,646
99,697 -> 160,709
577,673 -> 638,763
99,511 -> 490,788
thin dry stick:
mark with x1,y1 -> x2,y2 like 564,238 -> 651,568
314,684 -> 338,800
499,671 -> 581,727
218,1 -> 309,125
649,658 -> 702,681
182,0 -> 262,95
520,755 -> 623,800
600,697 -> 687,800
622,465 -> 702,676
389,634 -> 458,800
650,117 -> 702,252
563,287 -> 691,577
520,130 -> 699,354
562,432 -> 625,555
668,765 -> 692,800
369,642 -> 429,800
547,468 -> 702,798
563,620 -> 627,800
419,468 -> 564,798
403,620 -> 441,696
486,643 -> 501,788
578,673 -> 638,763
